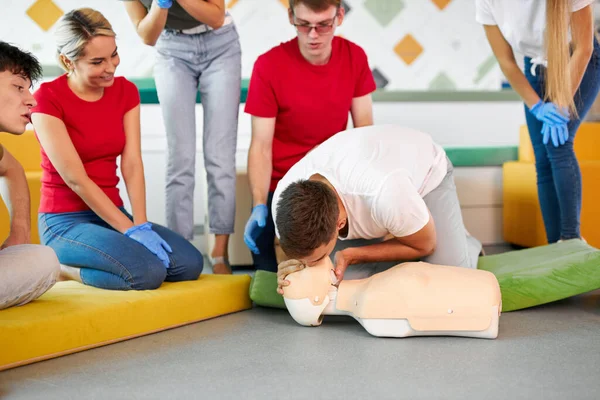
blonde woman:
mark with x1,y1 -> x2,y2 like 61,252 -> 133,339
31,8 -> 204,290
477,0 -> 600,244
122,0 -> 242,274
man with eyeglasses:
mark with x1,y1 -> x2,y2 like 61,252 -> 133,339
244,0 -> 376,272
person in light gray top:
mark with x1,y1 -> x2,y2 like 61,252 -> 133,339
123,0 -> 242,274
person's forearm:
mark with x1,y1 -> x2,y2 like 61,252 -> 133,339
569,47 -> 594,98
70,178 -> 134,233
352,111 -> 373,128
498,60 -> 541,108
177,0 -> 225,29
0,162 -> 30,238
248,144 -> 272,207
350,95 -> 373,128
122,162 -> 148,226
135,2 -> 169,46
343,239 -> 432,265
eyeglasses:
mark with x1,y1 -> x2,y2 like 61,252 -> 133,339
292,13 -> 338,35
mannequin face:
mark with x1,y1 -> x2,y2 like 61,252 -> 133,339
284,256 -> 336,300
282,256 -> 336,326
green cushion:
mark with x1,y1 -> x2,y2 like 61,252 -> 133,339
478,239 -> 600,312
249,270 -> 286,309
444,146 -> 517,167
250,240 -> 600,312
129,77 -> 250,105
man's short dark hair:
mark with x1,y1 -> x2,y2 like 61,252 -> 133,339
276,180 -> 339,259
0,42 -> 42,83
289,0 -> 341,12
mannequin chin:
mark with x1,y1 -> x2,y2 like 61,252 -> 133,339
282,257 -> 337,326
281,257 -> 502,339
284,297 -> 330,326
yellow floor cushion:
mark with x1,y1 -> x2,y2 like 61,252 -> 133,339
0,131 -> 43,243
0,171 -> 42,244
0,274 -> 252,371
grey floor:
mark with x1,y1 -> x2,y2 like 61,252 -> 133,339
1,246 -> 599,400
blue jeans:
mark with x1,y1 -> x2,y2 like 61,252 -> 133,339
38,208 -> 204,290
154,22 -> 242,239
524,40 -> 600,243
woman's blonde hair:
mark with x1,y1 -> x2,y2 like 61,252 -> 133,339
54,8 -> 116,72
544,0 -> 577,117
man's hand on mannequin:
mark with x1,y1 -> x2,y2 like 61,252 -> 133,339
331,219 -> 437,283
333,250 -> 350,283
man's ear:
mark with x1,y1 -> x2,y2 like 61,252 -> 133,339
336,217 -> 346,231
288,8 -> 295,25
336,6 -> 345,27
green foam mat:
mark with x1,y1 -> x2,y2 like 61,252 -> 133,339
249,270 -> 286,309
478,239 -> 600,311
249,240 -> 600,312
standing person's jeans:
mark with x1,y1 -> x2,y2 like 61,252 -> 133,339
154,22 -> 242,240
524,39 -> 600,243
38,208 -> 204,290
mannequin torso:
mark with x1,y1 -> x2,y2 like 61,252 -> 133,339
282,259 -> 502,339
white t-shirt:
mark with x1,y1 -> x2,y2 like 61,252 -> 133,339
272,125 -> 448,241
475,0 -> 593,62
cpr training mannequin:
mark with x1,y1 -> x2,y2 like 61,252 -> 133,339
281,257 -> 502,339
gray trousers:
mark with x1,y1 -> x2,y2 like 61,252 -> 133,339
154,23 -> 242,239
333,159 -> 482,280
0,244 -> 60,310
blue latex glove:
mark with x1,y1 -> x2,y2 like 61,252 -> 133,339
541,121 -> 569,147
244,204 -> 268,255
125,222 -> 172,269
529,100 -> 570,125
155,0 -> 173,9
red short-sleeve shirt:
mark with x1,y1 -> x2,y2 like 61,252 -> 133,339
32,75 -> 140,213
245,37 -> 376,191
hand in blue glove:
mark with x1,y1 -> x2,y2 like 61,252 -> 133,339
530,100 -> 570,125
125,222 -> 172,269
244,204 -> 268,255
541,121 -> 569,147
155,0 -> 173,9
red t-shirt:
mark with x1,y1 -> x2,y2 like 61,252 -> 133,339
32,75 -> 140,213
244,37 -> 376,192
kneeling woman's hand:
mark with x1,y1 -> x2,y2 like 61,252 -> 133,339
125,222 -> 173,269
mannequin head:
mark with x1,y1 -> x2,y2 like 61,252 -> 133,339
281,256 -> 337,326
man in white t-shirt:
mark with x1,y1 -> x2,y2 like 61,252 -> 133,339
272,124 -> 482,287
